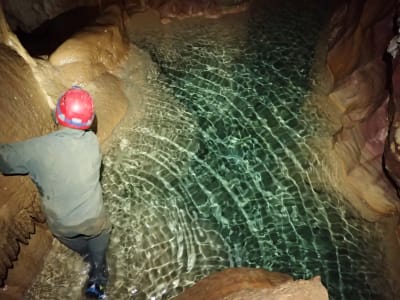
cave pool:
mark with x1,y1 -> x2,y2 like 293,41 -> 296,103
26,1 -> 395,299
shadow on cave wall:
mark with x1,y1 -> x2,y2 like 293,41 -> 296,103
13,6 -> 100,57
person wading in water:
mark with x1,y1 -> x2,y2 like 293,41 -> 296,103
0,86 -> 111,299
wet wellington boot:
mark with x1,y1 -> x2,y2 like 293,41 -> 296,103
85,281 -> 106,299
85,260 -> 108,299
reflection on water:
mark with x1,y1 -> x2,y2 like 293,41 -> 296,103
27,1 -> 394,300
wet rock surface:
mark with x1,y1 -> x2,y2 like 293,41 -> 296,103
315,0 -> 400,220
312,0 -> 400,295
384,4 -> 400,198
46,5 -> 130,143
0,5 -> 54,294
172,268 -> 328,300
222,276 -> 328,300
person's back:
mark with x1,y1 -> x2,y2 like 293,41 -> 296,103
9,127 -> 108,237
0,86 -> 110,299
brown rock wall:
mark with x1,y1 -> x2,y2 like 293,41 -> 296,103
311,0 -> 400,294
384,53 -> 400,201
173,268 -> 293,300
1,224 -> 53,299
327,0 -> 395,82
2,0 -> 129,32
316,0 -> 400,220
223,276 -> 328,300
172,268 -> 328,300
152,0 -> 249,24
2,0 -> 98,32
0,32 -> 54,292
46,5 -> 129,144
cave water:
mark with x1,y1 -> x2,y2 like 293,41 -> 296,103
26,1 -> 395,299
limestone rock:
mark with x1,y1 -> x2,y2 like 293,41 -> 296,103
172,268 -> 293,300
0,8 -> 55,286
0,224 -> 53,300
0,2 -> 35,66
384,54 -> 400,193
172,268 -> 328,300
314,0 -> 400,220
223,276 -> 328,300
148,0 -> 250,24
327,0 -> 396,81
326,59 -> 398,219
46,5 -> 129,144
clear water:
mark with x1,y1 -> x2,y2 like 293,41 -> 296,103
26,1 -> 395,300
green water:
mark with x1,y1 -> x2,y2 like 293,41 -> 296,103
117,1 -> 392,299
26,1 -> 395,300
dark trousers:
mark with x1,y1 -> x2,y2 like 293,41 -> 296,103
57,229 -> 110,285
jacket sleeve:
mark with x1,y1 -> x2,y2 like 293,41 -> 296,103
0,143 -> 29,175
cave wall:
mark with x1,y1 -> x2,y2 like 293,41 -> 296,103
3,0 -> 250,33
314,1 -> 400,293
0,4 -> 55,292
147,0 -> 250,24
3,0 -> 97,32
316,0 -> 400,221
383,5 -> 400,201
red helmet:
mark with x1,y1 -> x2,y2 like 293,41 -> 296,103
56,86 -> 95,130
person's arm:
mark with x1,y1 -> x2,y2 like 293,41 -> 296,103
0,143 -> 29,175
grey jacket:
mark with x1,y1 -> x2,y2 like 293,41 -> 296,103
0,128 -> 110,238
